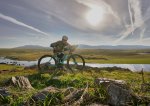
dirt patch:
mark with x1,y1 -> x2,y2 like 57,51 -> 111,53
85,57 -> 108,60
0,70 -> 11,74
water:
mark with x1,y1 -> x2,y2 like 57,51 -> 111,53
0,57 -> 37,67
0,57 -> 150,72
85,63 -> 150,72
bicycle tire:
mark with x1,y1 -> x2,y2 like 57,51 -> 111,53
67,54 -> 85,73
38,55 -> 56,73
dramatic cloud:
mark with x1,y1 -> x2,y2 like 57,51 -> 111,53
0,0 -> 150,47
0,13 -> 49,36
115,0 -> 145,43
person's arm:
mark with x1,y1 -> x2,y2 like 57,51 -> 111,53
64,42 -> 73,53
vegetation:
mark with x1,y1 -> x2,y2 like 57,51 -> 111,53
75,49 -> 150,64
0,64 -> 150,105
0,48 -> 52,61
0,48 -> 150,105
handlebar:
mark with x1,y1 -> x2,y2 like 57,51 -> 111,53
51,45 -> 78,54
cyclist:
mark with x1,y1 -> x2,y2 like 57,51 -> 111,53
50,35 -> 71,69
38,35 -> 85,72
50,35 -> 71,54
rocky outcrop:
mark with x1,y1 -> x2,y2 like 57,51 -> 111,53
10,76 -> 34,89
95,78 -> 135,106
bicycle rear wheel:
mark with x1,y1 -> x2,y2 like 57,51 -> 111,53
67,54 -> 85,73
38,55 -> 56,73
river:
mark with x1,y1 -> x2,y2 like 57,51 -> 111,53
0,57 -> 150,72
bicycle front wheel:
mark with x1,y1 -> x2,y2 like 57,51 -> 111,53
38,55 -> 56,73
67,54 -> 85,73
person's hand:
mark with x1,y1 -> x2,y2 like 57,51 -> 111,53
64,46 -> 69,51
70,45 -> 78,52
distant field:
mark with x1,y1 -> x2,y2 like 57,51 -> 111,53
0,48 -> 52,61
0,48 -> 150,64
75,49 -> 150,64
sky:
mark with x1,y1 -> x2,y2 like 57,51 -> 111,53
0,0 -> 150,48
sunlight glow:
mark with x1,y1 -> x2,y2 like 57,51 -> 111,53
86,6 -> 104,26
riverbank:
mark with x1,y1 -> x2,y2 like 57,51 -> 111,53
0,48 -> 150,63
1,57 -> 150,72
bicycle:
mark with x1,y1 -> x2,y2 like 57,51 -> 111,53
38,46 -> 85,73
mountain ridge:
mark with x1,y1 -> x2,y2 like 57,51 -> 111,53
13,44 -> 150,49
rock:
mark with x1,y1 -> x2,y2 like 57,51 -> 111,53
10,76 -> 34,89
29,86 -> 61,105
0,87 -> 10,97
95,78 -> 126,85
63,86 -> 95,106
95,78 -> 134,106
73,92 -> 94,106
0,87 -> 11,104
63,89 -> 84,103
107,83 -> 133,106
42,86 -> 60,93
63,87 -> 76,96
31,91 -> 50,101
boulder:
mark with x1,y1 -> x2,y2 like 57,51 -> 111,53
10,76 -> 34,89
95,78 -> 134,106
107,83 -> 133,105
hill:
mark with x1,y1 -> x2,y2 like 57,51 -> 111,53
13,44 -> 150,50
14,45 -> 49,49
78,44 -> 150,49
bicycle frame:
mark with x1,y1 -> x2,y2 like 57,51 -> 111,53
53,53 -> 69,67
52,52 -> 78,68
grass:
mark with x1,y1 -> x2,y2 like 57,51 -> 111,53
77,49 -> 150,64
0,64 -> 150,105
0,64 -> 149,93
0,64 -> 24,70
0,48 -> 150,63
0,65 -> 37,84
0,48 -> 52,61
